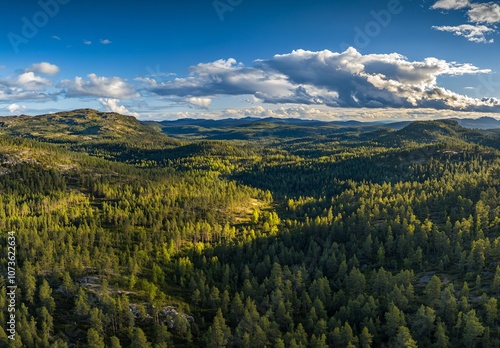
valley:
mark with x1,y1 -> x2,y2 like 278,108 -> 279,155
0,110 -> 499,347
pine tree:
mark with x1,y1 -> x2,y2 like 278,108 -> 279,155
385,303 -> 406,338
359,327 -> 373,348
424,276 -> 441,307
393,326 -> 417,348
39,279 -> 56,314
87,328 -> 105,348
411,305 -> 435,344
433,322 -> 449,348
130,327 -> 151,348
463,310 -> 484,348
206,309 -> 231,347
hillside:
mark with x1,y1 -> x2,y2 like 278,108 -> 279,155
377,119 -> 500,150
0,110 -> 499,347
0,109 -> 177,148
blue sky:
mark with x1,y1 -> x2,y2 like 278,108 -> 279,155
0,0 -> 499,120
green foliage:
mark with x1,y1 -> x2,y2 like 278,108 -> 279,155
0,112 -> 499,346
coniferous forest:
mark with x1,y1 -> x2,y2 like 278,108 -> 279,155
1,109 -> 500,347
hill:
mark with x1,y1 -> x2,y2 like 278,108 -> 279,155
377,120 -> 500,150
0,109 -> 500,347
0,109 -> 177,147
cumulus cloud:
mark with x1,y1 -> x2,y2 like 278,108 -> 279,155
431,0 -> 470,10
467,2 -> 500,24
147,48 -> 498,112
100,39 -> 112,45
60,74 -> 138,99
0,50 -> 497,116
84,40 -> 92,45
186,97 -> 212,109
432,24 -> 495,43
0,70 -> 54,102
431,0 -> 499,43
14,72 -> 52,90
26,62 -> 60,75
98,98 -> 139,117
6,103 -> 26,114
0,61 -> 61,102
151,58 -> 294,99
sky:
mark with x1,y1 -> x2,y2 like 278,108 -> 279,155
0,0 -> 499,121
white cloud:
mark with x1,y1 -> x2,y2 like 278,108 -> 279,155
6,103 -> 26,114
100,39 -> 112,45
147,48 -> 498,112
51,36 -> 61,41
149,57 -> 315,104
431,0 -> 499,43
0,50 -> 497,116
26,62 -> 60,75
60,74 -> 138,99
433,24 -> 495,43
84,40 -> 92,45
0,65 -> 56,101
13,72 -> 52,90
467,2 -> 500,24
98,98 -> 139,117
431,0 -> 470,10
186,97 -> 212,109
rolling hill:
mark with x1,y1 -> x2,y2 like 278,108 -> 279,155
0,109 -> 499,347
0,109 -> 177,147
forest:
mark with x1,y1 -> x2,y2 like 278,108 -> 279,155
0,109 -> 499,347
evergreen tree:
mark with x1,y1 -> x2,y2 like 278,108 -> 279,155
87,328 -> 105,348
206,309 -> 231,347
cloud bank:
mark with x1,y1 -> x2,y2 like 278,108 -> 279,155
1,52 -> 498,119
148,48 -> 498,112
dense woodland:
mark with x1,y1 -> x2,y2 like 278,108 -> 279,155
0,109 -> 499,347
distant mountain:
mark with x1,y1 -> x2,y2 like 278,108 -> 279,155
156,115 -> 500,145
157,117 -> 388,141
450,116 -> 500,129
158,115 -> 500,138
2,110 -> 498,151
